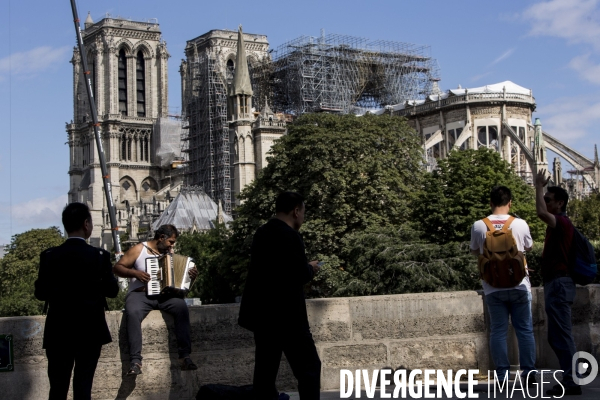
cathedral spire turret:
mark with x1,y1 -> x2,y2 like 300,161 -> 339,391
84,12 -> 94,29
533,118 -> 548,174
232,25 -> 253,96
229,25 -> 256,205
261,96 -> 273,116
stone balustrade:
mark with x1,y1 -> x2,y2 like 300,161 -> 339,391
1,286 -> 599,399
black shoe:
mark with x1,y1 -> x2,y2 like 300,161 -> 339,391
546,384 -> 582,396
126,362 -> 142,376
180,357 -> 198,371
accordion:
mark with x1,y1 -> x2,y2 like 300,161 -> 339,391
145,254 -> 196,296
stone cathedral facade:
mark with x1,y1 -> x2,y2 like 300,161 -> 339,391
67,14 -> 178,248
180,27 -> 286,211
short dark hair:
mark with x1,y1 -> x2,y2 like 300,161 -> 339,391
547,186 -> 569,212
154,224 -> 179,240
490,186 -> 512,207
275,192 -> 305,214
62,202 -> 91,233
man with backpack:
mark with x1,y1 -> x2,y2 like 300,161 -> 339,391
470,186 -> 535,384
535,169 -> 582,396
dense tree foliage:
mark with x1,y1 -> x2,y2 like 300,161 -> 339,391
220,113 -> 426,295
414,148 -> 545,244
175,224 -> 237,304
235,113 -> 424,253
569,192 -> 600,241
308,226 -> 479,298
0,227 -> 64,317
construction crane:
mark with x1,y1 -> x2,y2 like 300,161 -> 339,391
68,1 -> 123,263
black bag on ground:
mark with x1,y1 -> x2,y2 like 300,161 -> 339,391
196,384 -> 254,400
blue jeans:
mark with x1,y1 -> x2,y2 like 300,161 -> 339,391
486,289 -> 536,378
544,277 -> 577,388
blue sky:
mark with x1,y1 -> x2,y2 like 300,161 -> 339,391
1,0 -> 600,244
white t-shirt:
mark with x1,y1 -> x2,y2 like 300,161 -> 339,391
128,242 -> 158,293
470,214 -> 534,295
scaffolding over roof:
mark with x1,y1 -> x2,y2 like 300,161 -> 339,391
262,32 -> 440,115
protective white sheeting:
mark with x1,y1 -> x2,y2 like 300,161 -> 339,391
368,81 -> 532,114
153,118 -> 183,168
449,81 -> 530,96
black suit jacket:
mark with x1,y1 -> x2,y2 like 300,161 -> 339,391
34,238 -> 119,349
238,218 -> 315,332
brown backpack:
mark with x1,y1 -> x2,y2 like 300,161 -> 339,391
478,216 -> 527,288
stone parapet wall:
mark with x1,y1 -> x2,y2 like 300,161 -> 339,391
1,286 -> 599,399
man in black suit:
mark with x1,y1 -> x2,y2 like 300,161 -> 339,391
35,202 -> 119,400
238,192 -> 322,400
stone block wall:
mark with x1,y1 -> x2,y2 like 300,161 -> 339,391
1,286 -> 599,399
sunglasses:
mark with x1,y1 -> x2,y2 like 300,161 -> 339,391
543,197 -> 553,203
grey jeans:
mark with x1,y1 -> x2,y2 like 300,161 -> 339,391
125,291 -> 191,363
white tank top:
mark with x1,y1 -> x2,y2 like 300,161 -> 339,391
129,242 -> 159,292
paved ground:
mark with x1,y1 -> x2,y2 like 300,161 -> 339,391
287,373 -> 600,399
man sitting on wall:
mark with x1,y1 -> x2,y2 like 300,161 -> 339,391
113,224 -> 198,375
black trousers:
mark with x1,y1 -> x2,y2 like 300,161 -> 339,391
46,345 -> 102,400
253,328 -> 321,400
125,291 -> 191,363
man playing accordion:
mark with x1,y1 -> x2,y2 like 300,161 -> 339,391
113,224 -> 198,375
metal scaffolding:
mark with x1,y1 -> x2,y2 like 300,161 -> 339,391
182,31 -> 440,213
265,32 -> 439,115
183,53 -> 232,214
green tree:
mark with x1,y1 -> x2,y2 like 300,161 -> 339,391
309,227 -> 479,298
232,112 -> 424,259
0,227 -> 65,316
175,223 -> 235,304
414,148 -> 545,244
569,192 -> 600,240
219,113 -> 426,296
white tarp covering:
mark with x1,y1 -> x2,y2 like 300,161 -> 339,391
366,81 -> 532,114
448,81 -> 531,96
153,118 -> 183,168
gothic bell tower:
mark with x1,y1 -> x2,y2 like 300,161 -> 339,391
66,13 -> 170,248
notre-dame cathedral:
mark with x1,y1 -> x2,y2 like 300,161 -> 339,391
68,14 -> 599,249
68,14 -> 284,248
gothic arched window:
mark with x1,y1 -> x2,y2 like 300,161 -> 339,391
139,136 -> 144,161
226,59 -> 235,83
143,137 -> 149,161
118,49 -> 128,116
136,52 -> 146,117
121,134 -> 127,160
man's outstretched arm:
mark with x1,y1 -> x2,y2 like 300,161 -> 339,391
535,169 -> 556,228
